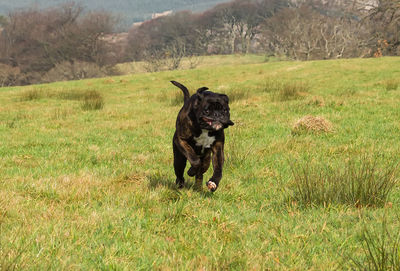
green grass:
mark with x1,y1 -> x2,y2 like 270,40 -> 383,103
116,54 -> 268,74
1,55 -> 400,269
348,213 -> 400,271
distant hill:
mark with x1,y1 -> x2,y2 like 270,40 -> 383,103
0,0 -> 230,28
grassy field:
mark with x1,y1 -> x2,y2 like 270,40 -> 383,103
1,55 -> 400,270
116,54 -> 268,74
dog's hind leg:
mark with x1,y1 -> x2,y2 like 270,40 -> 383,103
173,140 -> 186,188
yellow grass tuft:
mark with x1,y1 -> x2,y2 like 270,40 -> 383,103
292,115 -> 333,135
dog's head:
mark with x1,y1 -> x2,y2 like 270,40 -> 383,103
194,88 -> 234,131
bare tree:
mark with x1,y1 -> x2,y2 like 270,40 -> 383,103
260,3 -> 364,60
204,0 -> 287,54
363,0 -> 400,56
0,63 -> 20,87
261,6 -> 320,60
126,11 -> 204,70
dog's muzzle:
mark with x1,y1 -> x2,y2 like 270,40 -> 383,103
203,117 -> 223,130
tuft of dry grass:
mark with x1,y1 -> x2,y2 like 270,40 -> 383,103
17,88 -> 105,112
19,89 -> 42,101
348,215 -> 400,271
170,91 -> 186,106
224,88 -> 251,102
307,96 -> 325,107
53,89 -> 87,100
383,79 -> 399,91
277,82 -> 307,101
263,78 -> 309,101
291,115 -> 333,135
81,90 -> 104,110
289,154 -> 399,208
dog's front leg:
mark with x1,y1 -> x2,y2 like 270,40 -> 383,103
207,141 -> 224,192
193,170 -> 203,191
174,137 -> 201,172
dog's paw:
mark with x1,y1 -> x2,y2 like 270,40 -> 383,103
193,180 -> 203,191
187,166 -> 197,177
176,178 -> 185,189
206,181 -> 217,192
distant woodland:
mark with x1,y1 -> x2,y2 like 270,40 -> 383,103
0,0 -> 399,86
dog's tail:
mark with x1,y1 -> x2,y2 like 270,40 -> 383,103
171,81 -> 190,104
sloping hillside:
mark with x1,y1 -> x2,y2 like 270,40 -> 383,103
1,55 -> 400,269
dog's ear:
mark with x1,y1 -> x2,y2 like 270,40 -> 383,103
196,87 -> 208,96
193,87 -> 208,108
219,94 -> 229,104
223,120 -> 234,128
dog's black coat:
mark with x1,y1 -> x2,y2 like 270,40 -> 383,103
171,81 -> 234,192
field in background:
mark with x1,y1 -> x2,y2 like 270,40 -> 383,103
116,54 -> 268,74
1,55 -> 400,270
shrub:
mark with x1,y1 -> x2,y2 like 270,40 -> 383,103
289,154 -> 399,207
186,54 -> 202,69
0,64 -> 20,87
81,90 -> 104,110
142,50 -> 171,72
291,115 -> 333,135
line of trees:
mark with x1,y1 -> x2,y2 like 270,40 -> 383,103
125,0 -> 400,68
0,0 -> 399,86
126,0 -> 290,65
0,2 -> 118,86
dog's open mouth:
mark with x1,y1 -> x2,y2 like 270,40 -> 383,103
203,117 -> 222,130
203,117 -> 213,126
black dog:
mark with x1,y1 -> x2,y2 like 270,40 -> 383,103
171,81 -> 234,192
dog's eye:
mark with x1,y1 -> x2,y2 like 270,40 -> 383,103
204,109 -> 210,114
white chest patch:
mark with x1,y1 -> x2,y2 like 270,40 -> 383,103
194,129 -> 215,151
